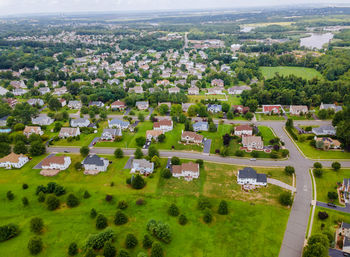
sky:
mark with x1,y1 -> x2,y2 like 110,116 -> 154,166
0,0 -> 349,16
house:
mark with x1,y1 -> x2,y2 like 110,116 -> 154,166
42,155 -> 71,170
108,118 -> 130,130
27,99 -> 44,106
131,159 -> 154,175
312,125 -> 336,136
290,105 -> 309,115
315,137 -> 341,150
342,179 -> 350,204
32,115 -> 54,126
168,86 -> 180,94
242,135 -> 263,150
181,131 -> 203,144
188,86 -> 199,95
59,98 -> 66,107
153,119 -> 173,132
211,79 -> 224,87
130,86 -> 143,94
0,87 -> 8,96
38,87 -> 50,95
136,101 -> 149,110
320,102 -> 342,113
237,167 -> 267,186
5,98 -> 18,108
70,118 -> 90,128
146,130 -> 164,141
53,86 -> 67,96
207,104 -> 222,113
82,154 -> 109,175
0,153 -> 29,169
342,222 -> 350,253
102,128 -> 121,141
234,125 -> 253,137
58,127 -> 80,138
182,103 -> 194,112
172,162 -> 200,181
262,105 -> 284,114
206,87 -> 224,95
193,121 -> 209,132
111,100 -> 126,110
68,100 -> 82,109
232,105 -> 250,114
13,88 -> 27,96
23,126 -> 43,137
89,101 -> 104,108
228,86 -> 251,95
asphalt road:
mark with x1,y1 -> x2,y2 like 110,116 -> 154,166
317,201 -> 350,214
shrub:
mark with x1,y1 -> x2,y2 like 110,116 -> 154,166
281,149 -> 289,157
148,145 -> 159,158
68,242 -> 78,256
106,194 -> 113,202
6,190 -> 14,200
178,214 -> 188,225
85,248 -> 96,257
125,233 -> 138,249
80,146 -> 90,157
22,197 -> 29,206
22,183 -> 29,190
136,198 -> 146,205
74,162 -> 82,170
218,200 -> 228,215
96,214 -> 108,229
137,252 -> 148,257
118,249 -> 130,257
114,211 -> 128,225
28,236 -> 43,255
151,242 -> 164,257
146,220 -> 171,243
136,136 -> 146,147
251,151 -> 259,158
314,168 -> 323,178
279,192 -> 293,206
161,168 -> 172,179
84,190 -> 91,199
332,162 -> 341,171
103,241 -> 116,257
134,148 -> 143,159
90,208 -> 97,219
203,210 -> 213,223
38,192 -> 45,202
318,211 -> 329,220
328,191 -> 338,200
314,162 -> 323,169
46,195 -> 60,210
85,229 -> 115,250
198,196 -> 211,210
67,193 -> 80,208
171,156 -> 180,165
303,234 -> 329,257
168,203 -> 180,216
285,166 -> 295,176
196,159 -> 204,167
118,200 -> 128,210
131,174 -> 146,189
114,148 -> 124,158
142,235 -> 153,249
235,150 -> 244,157
0,224 -> 19,242
270,150 -> 279,159
30,217 -> 44,234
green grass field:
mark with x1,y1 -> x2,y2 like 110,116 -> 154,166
0,155 -> 290,257
260,66 -> 322,80
256,114 -> 285,121
258,126 -> 276,145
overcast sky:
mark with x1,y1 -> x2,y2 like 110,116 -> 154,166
0,0 -> 349,16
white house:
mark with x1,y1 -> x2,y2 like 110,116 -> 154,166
59,127 -> 80,138
0,153 -> 29,169
312,125 -> 336,136
32,116 -> 54,126
237,167 -> 267,186
41,155 -> 71,170
100,128 -> 122,141
172,162 -> 199,181
146,130 -> 164,141
153,119 -> 173,132
228,86 -> 251,95
242,135 -> 263,150
70,118 -> 90,128
193,121 -> 209,132
289,105 -> 309,115
82,154 -> 109,175
234,125 -> 253,137
23,126 -> 43,137
131,159 -> 154,175
108,119 -> 130,130
136,101 -> 149,110
68,100 -> 82,109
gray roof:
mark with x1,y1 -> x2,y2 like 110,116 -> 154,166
71,118 -> 89,124
82,154 -> 106,166
344,236 -> 350,247
102,128 -> 121,136
133,159 -> 153,169
238,167 -> 267,182
109,118 -> 130,127
193,121 -> 208,128
312,125 -> 336,135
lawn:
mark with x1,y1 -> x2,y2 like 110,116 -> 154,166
258,126 -> 276,145
286,114 -> 314,121
187,95 -> 242,106
256,114 -> 285,121
260,66 -> 322,80
314,168 -> 350,205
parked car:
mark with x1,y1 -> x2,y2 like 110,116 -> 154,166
250,158 -> 256,161
327,203 -> 336,208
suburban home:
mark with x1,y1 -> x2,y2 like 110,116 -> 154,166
68,100 -> 82,109
38,87 -> 50,95
211,79 -> 224,87
32,115 -> 54,126
110,100 -> 126,110
136,101 -> 149,110
193,121 -> 209,132
131,159 -> 154,175
108,118 -> 130,130
23,126 -> 43,137
232,105 -> 250,114
82,154 -> 109,175
341,222 -> 350,253
206,87 -> 224,95
342,179 -> 350,204
153,119 -> 173,132
130,86 -> 144,94
168,86 -> 180,94
59,98 -> 66,107
158,102 -> 171,109
172,162 -> 200,181
188,86 -> 199,95
100,128 -> 122,141
89,101 -> 104,108
262,105 -> 284,114
70,118 -> 90,128
58,127 -> 80,138
242,135 -> 264,150
320,102 -> 342,113
13,88 -> 27,96
146,130 -> 164,141
0,153 -> 29,169
290,105 -> 309,115
42,155 -> 71,170
182,103 -> 194,112
228,86 -> 251,95
53,86 -> 67,96
315,137 -> 341,150
181,131 -> 204,144
0,87 -> 8,96
237,167 -> 267,186
312,125 -> 336,136
234,125 -> 253,137
5,98 -> 18,108
207,104 -> 222,113
27,99 -> 44,106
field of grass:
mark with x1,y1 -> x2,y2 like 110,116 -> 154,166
0,155 -> 290,257
260,66 -> 322,80
314,168 -> 350,205
286,114 -> 314,121
258,126 -> 276,145
256,114 -> 285,121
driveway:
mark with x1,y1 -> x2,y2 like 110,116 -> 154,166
316,201 -> 350,214
89,137 -> 100,147
124,157 -> 134,169
267,178 -> 296,192
203,139 -> 212,154
124,107 -> 131,115
33,153 -> 55,169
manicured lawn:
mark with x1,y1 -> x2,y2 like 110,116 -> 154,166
200,124 -> 232,154
187,95 -> 241,106
0,156 -> 290,257
260,66 -> 322,80
227,95 -> 242,105
258,126 -> 276,145
286,114 -> 314,121
256,114 -> 285,121
314,168 -> 350,205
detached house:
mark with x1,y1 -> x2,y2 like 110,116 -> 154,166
315,137 -> 341,150
290,105 -> 309,115
27,99 -> 44,106
82,154 -> 109,175
59,127 -> 80,138
168,86 -> 180,94
130,86 -> 143,94
211,79 -> 224,87
89,101 -> 104,108
206,87 -> 224,95
42,155 -> 71,170
228,86 -> 251,95
182,103 -> 194,112
320,102 -> 342,113
262,105 -> 284,114
242,135 -> 263,150
68,100 -> 82,109
193,121 -> 209,132
232,105 -> 250,114
101,128 -> 122,141
53,87 -> 67,96
312,125 -> 336,136
131,159 -> 154,175
237,167 -> 267,186
38,87 -> 50,95
172,162 -> 200,181
70,118 -> 90,128
111,100 -> 126,110
181,131 -> 203,144
108,119 -> 130,130
23,126 -> 43,137
207,104 -> 222,113
341,180 -> 350,204
153,119 -> 173,132
32,116 -> 54,126
0,153 -> 29,169
234,125 -> 253,137
146,130 -> 164,141
188,86 -> 199,95
136,101 -> 149,110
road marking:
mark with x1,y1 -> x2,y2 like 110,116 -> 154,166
303,185 -> 307,192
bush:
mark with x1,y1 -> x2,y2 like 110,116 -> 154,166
314,162 -> 323,169
118,200 -> 128,210
22,183 -> 29,190
131,174 -> 146,189
80,146 -> 90,157
270,150 -> 279,159
281,149 -> 289,157
114,148 -> 124,158
28,236 -> 43,255
96,214 -> 108,229
328,191 -> 338,200
134,148 -> 144,159
251,151 -> 259,158
90,208 -> 97,219
136,136 -> 146,147
142,235 -> 153,249
198,196 -> 211,210
136,198 -> 146,205
106,194 -> 113,202
85,248 -> 96,257
168,203 -> 180,216
0,224 -> 19,242
218,200 -> 228,215
235,150 -> 244,157
151,242 -> 164,257
84,190 -> 91,199
118,249 -> 130,257
285,166 -> 295,176
171,156 -> 180,165
314,168 -> 323,178
85,229 -> 115,250
125,233 -> 138,249
332,162 -> 341,171
6,190 -> 14,200
303,234 -> 329,257
318,211 -> 329,220
38,192 -> 45,202
146,220 -> 171,243
68,242 -> 78,256
22,197 -> 29,206
67,193 -> 80,208
74,162 -> 82,170
114,211 -> 128,225
196,159 -> 204,167
178,214 -> 188,225
203,210 -> 213,224
161,168 -> 172,179
30,217 -> 44,234
279,192 -> 293,206
46,195 -> 60,210
103,241 -> 116,257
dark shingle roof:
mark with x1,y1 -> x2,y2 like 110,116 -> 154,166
82,154 -> 105,166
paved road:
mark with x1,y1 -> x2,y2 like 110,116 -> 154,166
317,201 -> 350,214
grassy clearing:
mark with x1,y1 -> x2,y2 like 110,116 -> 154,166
260,66 -> 322,80
258,126 -> 276,145
256,114 -> 285,121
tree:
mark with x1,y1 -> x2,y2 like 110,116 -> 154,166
313,162 -> 322,169
103,241 -> 116,257
118,200 -> 128,210
151,155 -> 161,168
85,248 -> 97,257
135,136 -> 146,147
158,134 -> 165,142
67,193 -> 79,208
6,190 -> 14,200
314,168 -> 323,178
328,191 -> 338,200
13,103 -> 38,124
142,235 -> 153,249
148,145 -> 159,158
203,210 -> 213,224
0,142 -> 11,158
159,104 -> 169,115
209,122 -> 217,132
218,200 -> 228,215
171,156 -> 180,165
90,208 -> 97,219
114,211 -> 128,225
28,236 -> 43,255
138,113 -> 145,122
198,196 -> 211,210
303,234 -> 329,257
96,214 -> 108,229
286,118 -> 294,128
178,214 -> 188,225
114,148 -> 124,158
279,192 -> 293,206
245,99 -> 258,112
151,243 -> 164,257
68,242 -> 78,256
318,211 -> 329,220
80,146 -> 90,157
84,190 -> 91,199
29,141 -> 46,156
332,162 -> 341,171
30,217 -> 44,234
22,196 -> 29,206
161,168 -> 172,179
134,148 -> 143,159
38,192 -> 45,202
125,234 -> 138,249
285,166 -> 295,176
48,97 -> 62,111
168,203 -> 180,216
13,141 -> 28,154
118,249 -> 130,257
0,224 -> 19,242
46,195 -> 60,210
131,174 -> 146,189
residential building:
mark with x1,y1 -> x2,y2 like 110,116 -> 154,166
312,125 -> 336,136
188,86 -> 199,95
89,101 -> 104,108
315,137 -> 341,150
68,100 -> 82,109
182,103 -> 194,112
27,99 -> 44,106
42,155 -> 71,170
234,125 -> 253,137
13,88 -> 27,96
172,162 -> 200,181
237,167 -> 267,186
59,98 -> 66,107
193,121 -> 209,132
232,105 -> 250,114
242,135 -> 264,150
38,87 -> 50,95
158,102 -> 171,109
207,104 -> 222,113
0,87 -> 8,96
211,79 -> 224,87
290,105 -> 309,115
70,118 -> 90,128
228,86 -> 251,95
153,119 -> 173,132
5,98 -> 18,108
168,86 -> 180,94
53,86 -> 67,96
130,86 -> 143,94
111,100 -> 126,110
320,102 -> 342,113
31,115 -> 54,126
0,153 -> 29,169
146,130 -> 164,141
82,154 -> 109,174
58,127 -> 80,138
108,118 -> 130,130
206,87 -> 224,95
136,101 -> 149,110
181,131 -> 203,144
100,128 -> 122,141
131,159 -> 154,175
23,126 -> 43,137
262,105 -> 284,114
342,222 -> 350,253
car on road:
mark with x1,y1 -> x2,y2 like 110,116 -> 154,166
327,203 -> 336,208
250,158 -> 256,161
64,150 -> 70,153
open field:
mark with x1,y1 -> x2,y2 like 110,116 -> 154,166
258,126 -> 275,145
256,114 -> 285,121
260,66 -> 322,80
0,155 -> 290,257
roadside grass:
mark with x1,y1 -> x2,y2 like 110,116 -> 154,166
0,155 -> 290,257
256,114 -> 285,121
200,124 -> 232,154
258,126 -> 276,145
286,114 -> 314,121
260,66 -> 322,80
314,168 -> 350,205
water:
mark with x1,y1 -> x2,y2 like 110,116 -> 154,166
241,26 -> 254,33
300,33 -> 334,50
